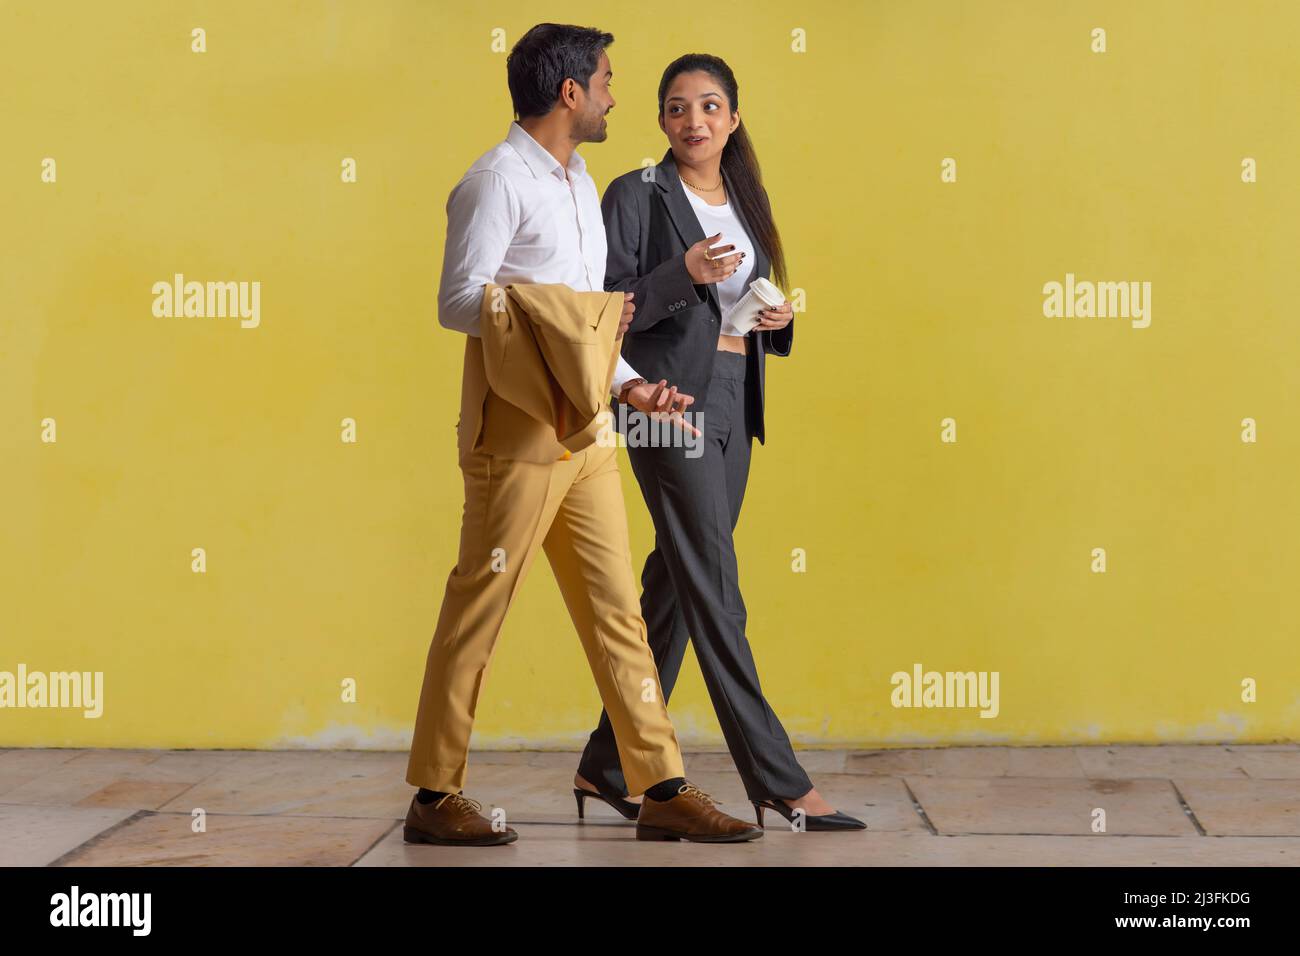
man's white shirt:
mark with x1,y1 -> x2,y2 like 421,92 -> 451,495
437,120 -> 642,396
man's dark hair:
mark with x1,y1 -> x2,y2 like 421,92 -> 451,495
506,23 -> 614,121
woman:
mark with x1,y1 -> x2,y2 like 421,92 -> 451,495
572,54 -> 865,831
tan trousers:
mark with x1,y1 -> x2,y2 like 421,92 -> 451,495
406,440 -> 685,796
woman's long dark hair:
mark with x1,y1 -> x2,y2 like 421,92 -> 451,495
657,54 -> 788,291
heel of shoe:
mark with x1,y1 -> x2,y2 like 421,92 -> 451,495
572,788 -> 586,820
635,825 -> 681,841
402,826 -> 430,845
752,802 -> 766,827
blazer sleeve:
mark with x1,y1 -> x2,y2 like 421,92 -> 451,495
760,317 -> 794,358
601,175 -> 705,335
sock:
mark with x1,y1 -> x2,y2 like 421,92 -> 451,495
645,777 -> 687,802
416,787 -> 449,804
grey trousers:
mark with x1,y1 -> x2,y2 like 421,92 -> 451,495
577,349 -> 813,802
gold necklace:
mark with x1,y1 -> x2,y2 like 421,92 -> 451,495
680,172 -> 723,192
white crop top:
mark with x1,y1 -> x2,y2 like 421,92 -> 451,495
680,178 -> 757,336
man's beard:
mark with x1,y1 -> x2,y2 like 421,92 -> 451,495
576,109 -> 608,143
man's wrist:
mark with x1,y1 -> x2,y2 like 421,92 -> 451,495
616,377 -> 647,404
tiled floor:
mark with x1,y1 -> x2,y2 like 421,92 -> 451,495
0,745 -> 1296,866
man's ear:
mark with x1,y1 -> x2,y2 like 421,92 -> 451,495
560,77 -> 580,111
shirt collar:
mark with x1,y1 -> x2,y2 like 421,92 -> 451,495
507,120 -> 586,181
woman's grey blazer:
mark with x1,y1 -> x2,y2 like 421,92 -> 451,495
601,148 -> 794,445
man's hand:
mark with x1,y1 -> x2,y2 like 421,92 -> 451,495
625,379 -> 701,438
754,299 -> 794,331
618,291 -> 635,337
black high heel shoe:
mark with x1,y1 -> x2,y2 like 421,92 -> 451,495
753,798 -> 867,831
574,786 -> 640,821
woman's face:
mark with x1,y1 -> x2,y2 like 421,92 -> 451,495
659,69 -> 739,164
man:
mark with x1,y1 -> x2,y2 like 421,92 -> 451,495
404,22 -> 761,845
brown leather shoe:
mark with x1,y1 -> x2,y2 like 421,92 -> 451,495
403,792 -> 518,846
636,782 -> 763,843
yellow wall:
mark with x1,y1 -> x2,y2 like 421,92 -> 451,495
3,1 -> 1296,751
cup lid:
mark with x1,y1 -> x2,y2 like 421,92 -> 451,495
750,276 -> 784,306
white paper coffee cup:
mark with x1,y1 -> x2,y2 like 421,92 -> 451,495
721,276 -> 786,336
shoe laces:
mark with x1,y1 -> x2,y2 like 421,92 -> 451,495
677,782 -> 717,806
434,792 -> 483,815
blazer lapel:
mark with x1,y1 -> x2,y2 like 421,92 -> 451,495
654,149 -> 775,320
654,150 -> 720,318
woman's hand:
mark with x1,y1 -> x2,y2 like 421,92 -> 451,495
755,300 -> 793,331
685,232 -> 745,285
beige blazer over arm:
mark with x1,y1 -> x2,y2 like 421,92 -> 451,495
477,282 -> 625,453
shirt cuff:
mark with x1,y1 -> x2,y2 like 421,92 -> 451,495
610,354 -> 642,398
